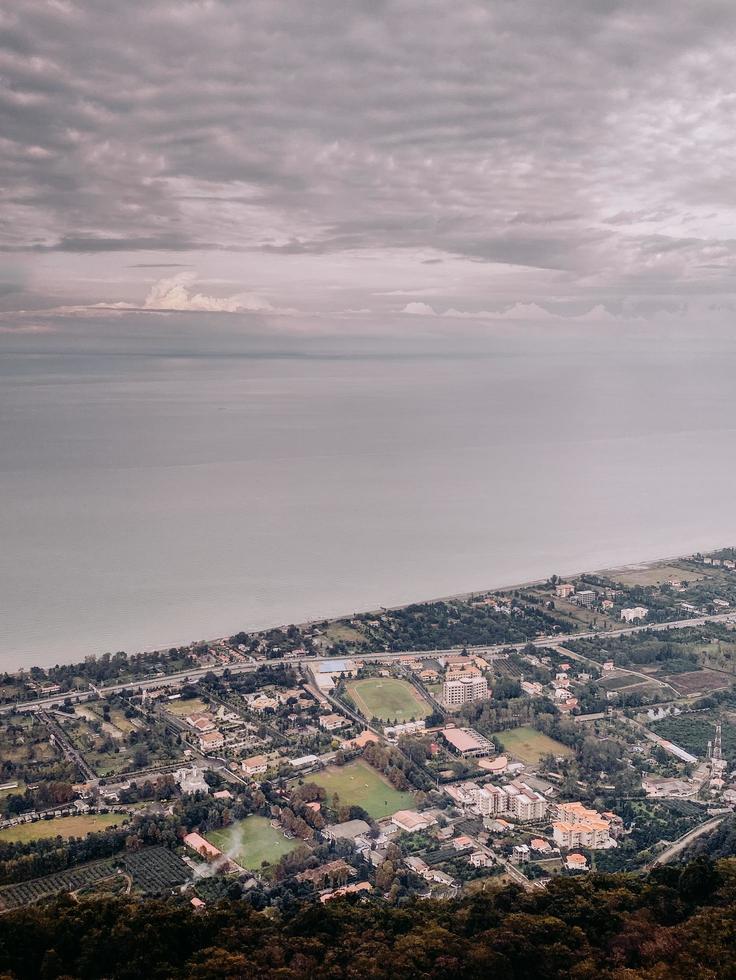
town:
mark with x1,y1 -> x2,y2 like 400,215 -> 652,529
2,546 -> 736,912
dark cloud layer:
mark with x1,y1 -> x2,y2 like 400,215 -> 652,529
2,1 -> 736,317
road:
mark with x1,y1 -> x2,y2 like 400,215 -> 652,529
3,611 -> 734,717
645,815 -> 727,869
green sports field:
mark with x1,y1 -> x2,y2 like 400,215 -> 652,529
0,812 -> 125,844
346,677 -> 431,723
205,815 -> 301,871
492,725 -> 574,766
307,759 -> 414,818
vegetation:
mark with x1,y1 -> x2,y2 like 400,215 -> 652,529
492,725 -> 574,766
205,816 -> 301,871
0,812 -> 125,845
306,759 -> 414,819
1,858 -> 736,977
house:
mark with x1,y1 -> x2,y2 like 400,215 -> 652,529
242,754 -> 269,776
391,809 -> 436,833
341,730 -> 380,751
530,838 -> 552,853
186,713 -> 216,733
213,789 -> 233,800
323,819 -> 372,842
319,712 -> 348,731
602,661 -> 615,672
174,767 -> 210,795
511,844 -> 530,864
621,606 -> 648,623
190,897 -> 206,910
199,730 -> 225,752
183,832 -> 222,862
601,599 -> 614,610
565,853 -> 589,872
384,720 -> 426,739
248,693 -> 279,712
469,851 -> 492,868
452,835 -> 474,851
419,668 -> 439,683
404,855 -> 429,874
521,681 -> 544,697
555,583 -> 575,598
477,755 -> 508,774
296,859 -> 355,887
320,881 -> 372,902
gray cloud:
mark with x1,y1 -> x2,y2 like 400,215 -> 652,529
2,1 -> 736,318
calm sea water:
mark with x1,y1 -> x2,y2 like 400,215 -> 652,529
2,321 -> 735,669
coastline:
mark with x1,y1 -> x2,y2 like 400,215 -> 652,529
5,541 -> 725,677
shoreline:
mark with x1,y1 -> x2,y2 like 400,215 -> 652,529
5,542 -> 723,677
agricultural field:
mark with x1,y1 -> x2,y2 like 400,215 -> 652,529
164,696 -> 209,718
206,816 -> 301,871
124,846 -> 191,893
346,677 -> 430,723
659,669 -> 731,696
649,714 -> 736,759
492,726 -> 574,766
0,858 -> 119,911
306,759 -> 414,818
0,812 -> 126,845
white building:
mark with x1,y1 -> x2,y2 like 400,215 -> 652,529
621,606 -> 648,623
442,675 -> 489,707
573,590 -> 596,608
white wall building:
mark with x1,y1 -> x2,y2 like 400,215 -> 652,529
442,675 -> 488,707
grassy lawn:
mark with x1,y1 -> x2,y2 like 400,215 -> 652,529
165,697 -> 209,718
0,812 -> 126,844
493,726 -> 574,766
346,677 -> 430,723
205,816 -> 301,871
307,759 -> 414,818
601,562 -> 704,587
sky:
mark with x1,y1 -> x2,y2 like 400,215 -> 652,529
2,0 -> 736,336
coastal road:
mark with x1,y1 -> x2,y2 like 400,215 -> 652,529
4,611 -> 735,717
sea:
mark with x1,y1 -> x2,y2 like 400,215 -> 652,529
2,315 -> 735,669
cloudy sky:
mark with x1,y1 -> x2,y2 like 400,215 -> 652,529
3,0 -> 736,333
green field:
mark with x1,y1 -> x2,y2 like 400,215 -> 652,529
205,816 -> 301,871
307,759 -> 414,818
493,726 -> 574,766
0,812 -> 126,844
346,677 -> 431,723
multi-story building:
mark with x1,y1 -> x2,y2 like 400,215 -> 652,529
555,583 -> 575,598
620,606 -> 648,622
573,589 -> 596,608
552,801 -> 612,849
442,675 -> 489,707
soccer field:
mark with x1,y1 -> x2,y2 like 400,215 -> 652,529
346,677 -> 431,723
493,725 -> 574,766
307,759 -> 414,818
206,816 -> 301,871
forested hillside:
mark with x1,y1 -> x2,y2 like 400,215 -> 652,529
0,857 -> 734,979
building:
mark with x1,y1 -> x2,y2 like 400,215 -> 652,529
441,727 -> 494,758
552,802 -> 612,849
573,589 -> 596,608
621,606 -> 648,623
320,881 -> 372,903
555,583 -> 575,598
183,832 -> 222,862
173,766 -> 210,795
477,755 -> 508,775
521,681 -> 543,697
323,819 -> 372,842
242,754 -> 269,776
289,753 -> 320,770
506,783 -> 548,821
384,720 -> 426,740
391,809 -> 437,833
565,853 -> 589,871
319,712 -> 348,731
341,730 -> 380,751
442,675 -> 489,707
601,599 -> 614,610
186,713 -> 216,734
198,730 -> 225,752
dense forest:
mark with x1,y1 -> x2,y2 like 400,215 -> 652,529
0,856 -> 734,978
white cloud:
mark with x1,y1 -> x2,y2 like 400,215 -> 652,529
401,302 -> 437,316
144,272 -> 276,313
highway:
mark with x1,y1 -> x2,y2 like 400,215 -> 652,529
645,815 -> 727,869
3,610 -> 734,717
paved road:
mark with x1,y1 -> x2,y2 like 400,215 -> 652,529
3,612 -> 734,717
646,815 -> 727,869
